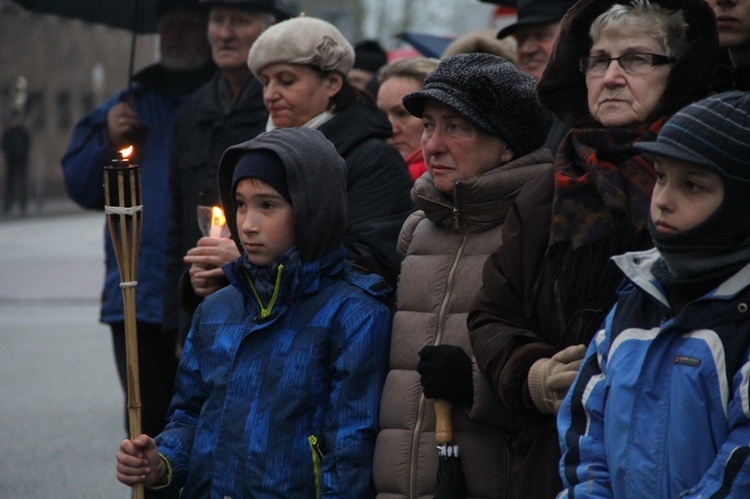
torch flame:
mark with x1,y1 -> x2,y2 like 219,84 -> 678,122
211,206 -> 225,226
119,146 -> 134,159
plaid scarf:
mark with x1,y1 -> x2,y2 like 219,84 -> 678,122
549,118 -> 665,249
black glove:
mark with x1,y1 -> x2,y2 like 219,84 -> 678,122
417,345 -> 473,407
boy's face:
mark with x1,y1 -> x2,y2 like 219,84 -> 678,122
235,178 -> 295,266
650,156 -> 724,236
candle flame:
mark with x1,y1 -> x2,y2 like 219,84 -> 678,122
119,146 -> 134,159
211,206 -> 225,226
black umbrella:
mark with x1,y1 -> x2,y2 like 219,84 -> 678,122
12,0 -> 159,95
11,0 -> 159,33
434,399 -> 466,499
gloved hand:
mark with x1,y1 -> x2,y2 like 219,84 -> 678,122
527,344 -> 586,415
418,345 -> 473,407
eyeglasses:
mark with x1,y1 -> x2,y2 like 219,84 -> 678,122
579,53 -> 677,76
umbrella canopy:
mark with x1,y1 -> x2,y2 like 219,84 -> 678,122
396,32 -> 456,59
11,0 -> 160,33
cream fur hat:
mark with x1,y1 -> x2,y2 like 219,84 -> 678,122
247,17 -> 355,78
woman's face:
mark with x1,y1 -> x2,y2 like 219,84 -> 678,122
259,63 -> 343,128
586,30 -> 673,127
377,76 -> 424,160
421,101 -> 513,194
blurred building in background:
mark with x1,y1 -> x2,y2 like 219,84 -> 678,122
0,0 -> 507,208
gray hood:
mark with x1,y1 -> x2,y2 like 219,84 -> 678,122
217,127 -> 348,263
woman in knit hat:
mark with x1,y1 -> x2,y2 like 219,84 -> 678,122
468,0 -> 719,497
372,52 -> 553,499
191,16 -> 414,293
376,56 -> 438,182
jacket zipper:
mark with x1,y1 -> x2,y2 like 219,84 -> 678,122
245,264 -> 284,318
408,184 -> 468,498
308,435 -> 323,499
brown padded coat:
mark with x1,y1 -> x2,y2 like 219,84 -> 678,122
372,149 -> 553,499
468,1 -> 719,498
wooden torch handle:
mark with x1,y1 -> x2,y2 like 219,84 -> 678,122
434,399 -> 453,444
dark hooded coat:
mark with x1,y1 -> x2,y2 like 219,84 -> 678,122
468,0 -> 719,497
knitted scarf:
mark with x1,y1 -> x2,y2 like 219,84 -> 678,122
549,118 -> 665,249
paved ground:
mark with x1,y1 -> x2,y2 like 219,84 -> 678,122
0,199 -> 131,498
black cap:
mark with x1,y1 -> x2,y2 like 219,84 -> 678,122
353,40 -> 388,73
199,0 -> 298,20
496,0 -> 577,39
156,0 -> 207,18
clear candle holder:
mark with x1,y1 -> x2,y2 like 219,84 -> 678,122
197,205 -> 230,238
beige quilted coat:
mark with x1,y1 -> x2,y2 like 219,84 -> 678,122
372,149 -> 553,499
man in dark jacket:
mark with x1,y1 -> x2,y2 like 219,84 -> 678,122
162,0 -> 291,355
709,0 -> 750,91
60,1 -> 215,498
495,0 -> 578,154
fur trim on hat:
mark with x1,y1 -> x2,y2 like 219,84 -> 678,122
247,16 -> 355,78
441,29 -> 518,66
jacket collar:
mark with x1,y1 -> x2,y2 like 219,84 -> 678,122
412,148 -> 552,233
613,248 -> 750,308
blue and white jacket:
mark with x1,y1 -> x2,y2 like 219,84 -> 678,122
557,248 -> 750,498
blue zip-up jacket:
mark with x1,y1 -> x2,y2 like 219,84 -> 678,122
61,62 -> 214,324
557,248 -> 750,498
155,127 -> 393,498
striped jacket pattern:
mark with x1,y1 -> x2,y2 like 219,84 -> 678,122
557,248 -> 750,498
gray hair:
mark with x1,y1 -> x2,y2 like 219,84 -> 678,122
590,0 -> 689,58
378,57 -> 439,86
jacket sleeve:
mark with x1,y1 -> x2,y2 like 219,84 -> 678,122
682,348 -> 750,497
556,314 -> 614,498
321,298 -> 392,498
154,305 -> 207,488
467,170 -> 557,419
60,93 -> 124,209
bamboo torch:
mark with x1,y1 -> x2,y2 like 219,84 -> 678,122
104,146 -> 144,499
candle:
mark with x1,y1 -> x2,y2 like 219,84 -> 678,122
210,206 -> 225,238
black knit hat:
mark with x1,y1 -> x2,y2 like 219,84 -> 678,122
403,52 -> 552,157
231,149 -> 292,204
497,0 -> 577,39
353,40 -> 388,73
635,91 -> 750,182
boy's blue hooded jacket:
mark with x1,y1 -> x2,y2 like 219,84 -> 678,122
154,128 -> 392,498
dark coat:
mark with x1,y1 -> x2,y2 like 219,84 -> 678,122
162,73 -> 268,335
317,100 -> 415,288
469,0 -> 720,496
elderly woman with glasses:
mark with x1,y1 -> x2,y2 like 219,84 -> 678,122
467,0 -> 718,497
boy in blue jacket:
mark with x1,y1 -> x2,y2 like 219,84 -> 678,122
115,127 -> 393,498
557,91 -> 750,498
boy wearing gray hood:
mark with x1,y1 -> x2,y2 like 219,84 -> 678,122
116,127 -> 392,498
